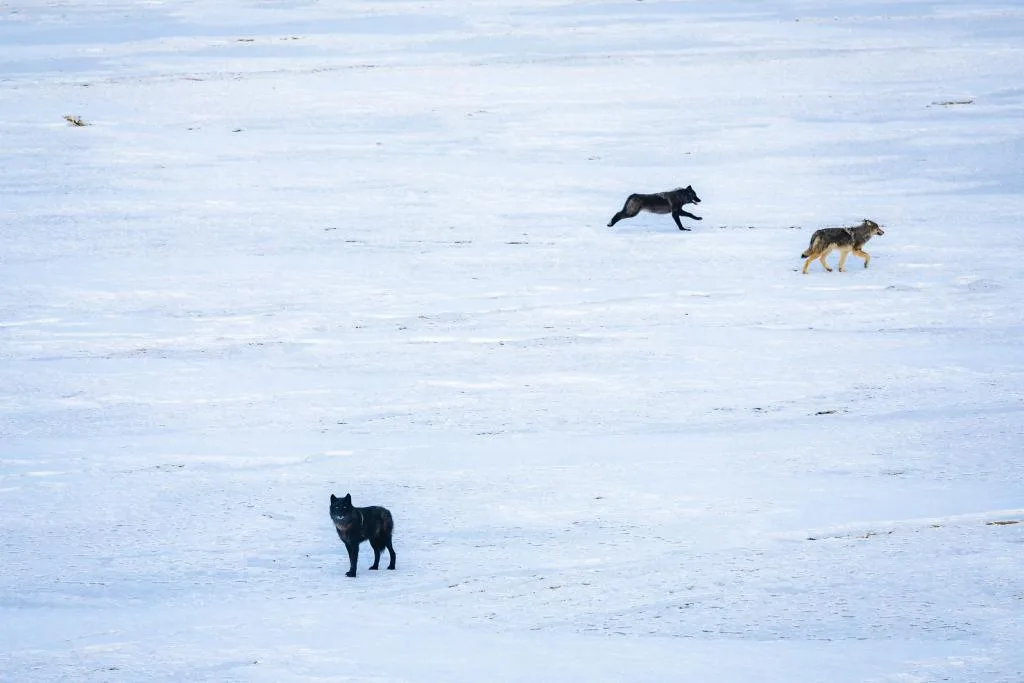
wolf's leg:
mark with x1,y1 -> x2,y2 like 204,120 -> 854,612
837,249 -> 850,272
818,249 -> 833,272
854,248 -> 871,268
369,540 -> 384,570
345,542 -> 359,577
671,211 -> 690,231
385,539 -> 396,570
677,209 -> 702,221
802,256 -> 816,274
608,196 -> 640,227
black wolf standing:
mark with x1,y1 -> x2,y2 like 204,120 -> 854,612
607,186 -> 702,230
329,493 -> 396,577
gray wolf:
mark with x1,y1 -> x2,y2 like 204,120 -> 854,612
607,186 -> 702,230
330,493 -> 396,577
801,219 -> 885,274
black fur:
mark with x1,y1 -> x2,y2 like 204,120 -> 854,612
330,493 -> 396,577
607,185 -> 703,230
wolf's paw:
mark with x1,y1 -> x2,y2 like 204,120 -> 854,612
346,570 -> 357,578
694,216 -> 703,220
369,565 -> 379,570
387,565 -> 396,570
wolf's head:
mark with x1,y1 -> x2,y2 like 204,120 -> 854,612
861,219 -> 884,236
681,185 -> 701,205
330,493 -> 355,525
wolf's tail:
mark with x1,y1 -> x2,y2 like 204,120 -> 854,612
801,234 -> 822,259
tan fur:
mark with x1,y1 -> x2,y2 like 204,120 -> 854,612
801,219 -> 885,274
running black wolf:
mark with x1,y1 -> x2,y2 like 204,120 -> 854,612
329,493 -> 396,577
801,219 -> 885,274
607,186 -> 702,230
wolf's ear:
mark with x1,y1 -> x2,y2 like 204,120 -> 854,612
331,494 -> 337,502
342,493 -> 352,504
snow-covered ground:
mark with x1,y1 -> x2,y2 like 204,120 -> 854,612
2,1 -> 1023,680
